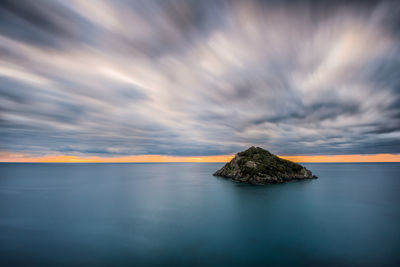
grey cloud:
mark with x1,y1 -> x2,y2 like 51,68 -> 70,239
0,0 -> 88,48
0,0 -> 400,157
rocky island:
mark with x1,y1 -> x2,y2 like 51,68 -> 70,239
213,146 -> 317,184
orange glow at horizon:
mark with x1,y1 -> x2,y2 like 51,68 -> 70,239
281,154 -> 400,163
0,152 -> 235,163
1,151 -> 400,163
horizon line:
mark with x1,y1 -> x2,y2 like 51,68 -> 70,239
1,152 -> 400,163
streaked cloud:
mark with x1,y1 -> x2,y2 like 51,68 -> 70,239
1,0 -> 400,157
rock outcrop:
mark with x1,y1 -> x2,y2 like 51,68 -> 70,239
213,146 -> 317,184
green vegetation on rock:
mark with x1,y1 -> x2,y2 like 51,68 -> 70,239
213,146 -> 317,184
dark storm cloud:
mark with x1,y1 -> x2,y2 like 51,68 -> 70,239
0,0 -> 87,48
0,0 -> 400,157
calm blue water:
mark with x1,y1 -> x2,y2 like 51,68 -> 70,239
0,163 -> 399,266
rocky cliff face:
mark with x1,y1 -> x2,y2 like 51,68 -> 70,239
213,146 -> 317,184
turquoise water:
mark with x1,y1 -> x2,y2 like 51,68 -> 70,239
0,163 -> 399,266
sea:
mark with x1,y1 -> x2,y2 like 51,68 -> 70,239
0,163 -> 399,266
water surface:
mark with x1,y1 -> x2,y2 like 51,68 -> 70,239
0,163 -> 399,266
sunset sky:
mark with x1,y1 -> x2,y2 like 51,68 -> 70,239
1,0 -> 400,162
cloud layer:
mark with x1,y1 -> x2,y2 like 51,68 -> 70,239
1,0 -> 400,156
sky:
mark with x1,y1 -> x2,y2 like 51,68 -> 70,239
1,0 -> 400,162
